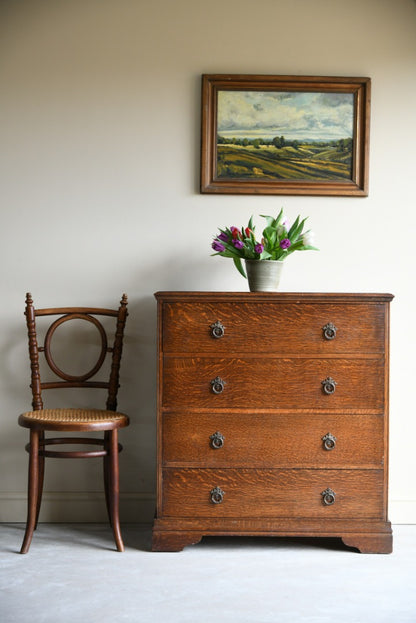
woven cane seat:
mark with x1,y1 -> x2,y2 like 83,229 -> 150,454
19,408 -> 129,425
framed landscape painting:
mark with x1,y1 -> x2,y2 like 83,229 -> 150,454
200,74 -> 371,196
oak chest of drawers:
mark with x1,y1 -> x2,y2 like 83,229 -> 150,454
152,292 -> 393,553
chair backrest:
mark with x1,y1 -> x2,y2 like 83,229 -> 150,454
24,293 -> 128,411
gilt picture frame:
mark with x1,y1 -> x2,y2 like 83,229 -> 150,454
200,74 -> 371,196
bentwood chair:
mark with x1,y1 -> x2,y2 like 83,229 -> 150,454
18,293 -> 129,553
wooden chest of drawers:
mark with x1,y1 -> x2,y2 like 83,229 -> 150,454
152,292 -> 393,553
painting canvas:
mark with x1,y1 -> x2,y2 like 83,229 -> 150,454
217,90 -> 354,181
200,75 -> 371,196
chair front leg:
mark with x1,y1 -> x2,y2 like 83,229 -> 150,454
108,429 -> 124,552
35,430 -> 45,529
103,431 -> 112,525
20,429 -> 40,554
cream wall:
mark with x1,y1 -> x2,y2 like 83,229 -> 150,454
1,0 -> 415,523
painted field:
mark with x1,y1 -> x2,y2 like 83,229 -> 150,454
217,143 -> 352,181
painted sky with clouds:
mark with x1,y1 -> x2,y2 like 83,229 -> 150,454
217,91 -> 354,141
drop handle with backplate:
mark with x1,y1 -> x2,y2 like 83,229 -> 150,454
210,431 -> 225,449
210,486 -> 225,504
210,320 -> 225,339
322,432 -> 337,450
211,376 -> 226,394
322,322 -> 337,340
322,488 -> 336,505
321,376 -> 337,395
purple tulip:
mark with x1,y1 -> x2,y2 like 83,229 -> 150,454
233,239 -> 244,250
212,240 -> 225,252
254,243 -> 264,254
279,238 -> 291,250
218,232 -> 229,242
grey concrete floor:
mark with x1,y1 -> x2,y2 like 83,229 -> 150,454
0,523 -> 415,623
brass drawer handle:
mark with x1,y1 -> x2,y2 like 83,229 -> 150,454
210,431 -> 225,449
322,322 -> 337,340
321,376 -> 337,395
322,488 -> 336,506
211,376 -> 226,394
210,320 -> 225,339
322,432 -> 337,450
210,486 -> 225,504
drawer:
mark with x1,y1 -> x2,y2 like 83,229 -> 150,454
162,413 -> 385,468
162,468 -> 384,519
161,302 -> 386,354
162,357 -> 385,412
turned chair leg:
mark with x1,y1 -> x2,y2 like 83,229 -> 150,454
35,431 -> 45,529
103,431 -> 112,525
108,429 -> 124,552
21,429 -> 40,554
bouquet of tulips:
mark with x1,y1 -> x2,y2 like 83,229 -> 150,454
211,209 -> 318,278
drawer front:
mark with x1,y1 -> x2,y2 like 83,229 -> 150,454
162,413 -> 385,468
161,302 -> 386,354
162,468 -> 384,519
162,357 -> 385,412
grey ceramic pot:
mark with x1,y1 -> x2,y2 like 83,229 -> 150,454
244,259 -> 284,292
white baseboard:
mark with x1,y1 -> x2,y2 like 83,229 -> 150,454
389,500 -> 416,524
1,493 -> 415,524
0,491 -> 156,523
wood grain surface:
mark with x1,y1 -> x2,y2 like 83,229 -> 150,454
162,301 -> 386,354
162,468 -> 384,519
162,412 -> 384,468
162,357 -> 385,411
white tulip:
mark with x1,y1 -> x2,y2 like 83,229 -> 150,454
302,230 -> 315,246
